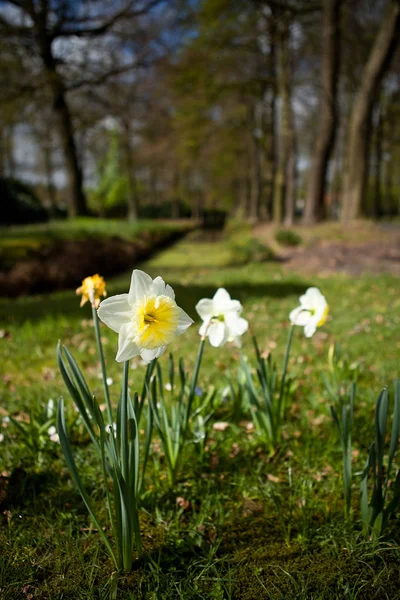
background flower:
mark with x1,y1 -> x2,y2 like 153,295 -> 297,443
289,287 -> 329,338
195,288 -> 248,347
76,274 -> 107,308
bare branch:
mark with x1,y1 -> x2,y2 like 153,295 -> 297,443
65,61 -> 150,91
52,0 -> 164,39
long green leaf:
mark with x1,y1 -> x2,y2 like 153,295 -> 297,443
56,398 -> 118,568
57,343 -> 100,452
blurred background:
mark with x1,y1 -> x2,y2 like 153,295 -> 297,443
0,0 -> 399,227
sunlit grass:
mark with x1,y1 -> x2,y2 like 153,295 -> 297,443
1,230 -> 400,598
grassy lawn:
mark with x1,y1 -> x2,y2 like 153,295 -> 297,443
0,217 -> 192,271
1,229 -> 400,598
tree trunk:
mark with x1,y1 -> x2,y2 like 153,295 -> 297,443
171,167 -> 180,219
122,120 -> 139,221
274,11 -> 295,225
304,0 -> 342,224
249,105 -> 263,219
264,21 -> 277,222
43,140 -> 57,216
4,125 -> 16,178
0,129 -> 5,177
284,136 -> 297,226
384,131 -> 394,215
40,53 -> 87,217
341,1 -> 400,222
31,0 -> 88,218
372,101 -> 383,219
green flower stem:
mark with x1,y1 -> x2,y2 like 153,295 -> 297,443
185,337 -> 206,433
92,305 -> 113,428
121,360 -> 129,481
278,324 -> 294,416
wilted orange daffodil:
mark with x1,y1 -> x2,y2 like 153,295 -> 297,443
289,287 -> 329,338
97,269 -> 193,363
76,274 -> 107,308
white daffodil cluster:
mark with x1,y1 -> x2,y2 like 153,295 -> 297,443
96,269 -> 328,361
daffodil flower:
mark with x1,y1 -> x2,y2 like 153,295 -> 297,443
76,274 -> 107,308
97,270 -> 193,363
289,287 -> 329,338
195,288 -> 248,347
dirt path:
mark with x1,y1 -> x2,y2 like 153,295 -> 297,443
253,221 -> 400,276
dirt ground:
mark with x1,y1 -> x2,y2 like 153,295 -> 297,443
253,221 -> 400,276
0,228 -> 187,297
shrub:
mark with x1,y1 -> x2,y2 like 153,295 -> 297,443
139,200 -> 192,219
202,209 -> 227,230
0,177 -> 48,225
275,228 -> 302,246
229,236 -> 275,265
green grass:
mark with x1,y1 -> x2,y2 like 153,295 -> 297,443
1,231 -> 400,598
0,217 -> 192,270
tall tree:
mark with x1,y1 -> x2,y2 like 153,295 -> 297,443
341,0 -> 400,221
303,0 -> 342,224
0,0 -> 161,217
273,6 -> 296,225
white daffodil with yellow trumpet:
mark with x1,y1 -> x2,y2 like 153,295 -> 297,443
195,288 -> 248,347
97,270 -> 193,363
57,268 -> 196,572
289,287 -> 329,338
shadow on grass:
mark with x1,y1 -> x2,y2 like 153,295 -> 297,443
1,278 -> 311,325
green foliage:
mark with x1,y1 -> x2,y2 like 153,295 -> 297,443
0,177 -> 48,226
240,329 -> 295,455
360,382 -> 400,538
330,384 -> 355,518
2,233 -> 400,596
323,342 -> 361,404
57,330 -> 153,572
7,399 -> 57,467
88,130 -> 130,216
228,235 -> 275,265
149,350 -> 216,486
139,199 -> 192,219
275,229 -> 303,247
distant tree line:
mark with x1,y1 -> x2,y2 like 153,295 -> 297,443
0,0 -> 399,223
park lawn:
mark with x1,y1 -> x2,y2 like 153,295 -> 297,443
1,231 -> 400,599
0,217 -> 193,271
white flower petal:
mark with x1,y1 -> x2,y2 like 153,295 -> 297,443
304,319 -> 317,338
151,276 -> 166,297
299,287 -> 323,309
225,313 -> 248,336
212,288 -> 232,313
176,307 -> 194,335
165,284 -> 175,300
225,299 -> 243,314
289,306 -> 311,326
97,294 -> 131,333
128,270 -> 153,304
314,304 -> 327,324
199,320 -> 210,337
208,321 -> 228,347
195,298 -> 215,320
116,322 -> 139,362
140,346 -> 167,363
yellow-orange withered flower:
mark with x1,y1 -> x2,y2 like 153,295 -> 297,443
76,274 -> 107,308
